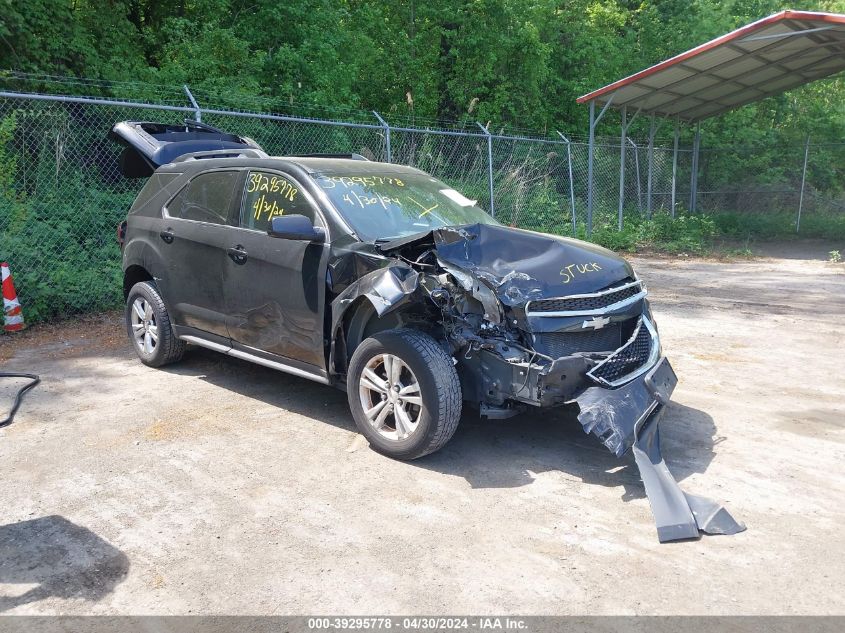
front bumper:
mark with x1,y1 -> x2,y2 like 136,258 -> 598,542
474,275 -> 747,542
575,354 -> 676,458
574,357 -> 745,542
632,409 -> 746,542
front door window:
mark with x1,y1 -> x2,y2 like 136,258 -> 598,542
241,171 -> 315,230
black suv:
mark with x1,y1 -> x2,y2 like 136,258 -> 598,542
112,120 -> 743,542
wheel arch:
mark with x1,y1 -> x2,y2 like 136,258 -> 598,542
333,296 -> 397,375
332,294 -> 444,376
123,264 -> 153,298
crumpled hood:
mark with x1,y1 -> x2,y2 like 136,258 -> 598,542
377,223 -> 634,307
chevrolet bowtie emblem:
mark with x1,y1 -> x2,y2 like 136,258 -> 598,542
582,316 -> 611,330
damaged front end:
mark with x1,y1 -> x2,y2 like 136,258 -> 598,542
349,223 -> 744,543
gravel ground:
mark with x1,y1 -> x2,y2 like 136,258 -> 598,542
0,250 -> 843,615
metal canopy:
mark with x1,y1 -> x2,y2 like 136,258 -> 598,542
577,10 -> 845,121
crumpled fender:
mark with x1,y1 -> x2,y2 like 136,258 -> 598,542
330,264 -> 421,342
436,260 -> 502,324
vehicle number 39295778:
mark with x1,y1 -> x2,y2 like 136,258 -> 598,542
307,617 -> 473,630
306,617 -> 529,631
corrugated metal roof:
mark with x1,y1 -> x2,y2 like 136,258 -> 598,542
577,11 -> 845,121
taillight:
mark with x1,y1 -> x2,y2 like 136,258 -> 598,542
117,220 -> 127,248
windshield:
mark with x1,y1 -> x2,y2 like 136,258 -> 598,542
314,171 -> 499,241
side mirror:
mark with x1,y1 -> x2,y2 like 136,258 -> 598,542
267,214 -> 325,243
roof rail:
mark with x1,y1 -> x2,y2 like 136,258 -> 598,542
171,148 -> 269,163
291,153 -> 371,161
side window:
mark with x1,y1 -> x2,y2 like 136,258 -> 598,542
166,171 -> 239,224
240,171 -> 315,231
131,173 -> 181,213
164,185 -> 187,217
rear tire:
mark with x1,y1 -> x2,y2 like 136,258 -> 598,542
347,328 -> 461,460
125,281 -> 185,367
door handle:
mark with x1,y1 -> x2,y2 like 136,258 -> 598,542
159,229 -> 175,244
227,245 -> 248,265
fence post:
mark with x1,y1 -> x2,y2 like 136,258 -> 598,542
671,118 -> 679,218
476,122 -> 495,218
644,115 -> 667,218
797,134 -> 810,233
557,131 -> 577,234
628,138 -> 643,215
372,111 -> 391,163
587,101 -> 595,237
585,96 -> 615,238
618,107 -> 628,232
690,121 -> 701,213
183,85 -> 201,122
646,115 -> 655,219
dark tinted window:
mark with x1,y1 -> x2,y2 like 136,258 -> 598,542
130,172 -> 181,213
240,171 -> 315,231
165,186 -> 187,217
168,171 -> 239,224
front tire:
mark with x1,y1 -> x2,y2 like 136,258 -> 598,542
347,328 -> 462,460
125,281 -> 185,367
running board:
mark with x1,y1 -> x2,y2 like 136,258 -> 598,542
179,335 -> 330,385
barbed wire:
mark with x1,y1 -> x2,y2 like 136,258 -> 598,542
5,72 -> 843,150
0,72 -> 580,140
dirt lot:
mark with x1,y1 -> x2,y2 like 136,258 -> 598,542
1,249 -> 843,615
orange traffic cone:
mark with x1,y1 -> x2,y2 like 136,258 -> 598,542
2,262 -> 25,332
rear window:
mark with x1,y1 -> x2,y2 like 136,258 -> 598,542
166,170 -> 240,225
129,173 -> 181,213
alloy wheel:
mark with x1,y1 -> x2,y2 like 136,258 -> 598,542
130,297 -> 158,355
358,353 -> 423,441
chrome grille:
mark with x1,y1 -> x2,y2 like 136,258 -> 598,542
587,317 -> 657,386
526,280 -> 644,316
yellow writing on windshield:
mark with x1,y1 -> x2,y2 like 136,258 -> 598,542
407,196 -> 439,218
319,175 -> 405,189
341,189 -> 401,210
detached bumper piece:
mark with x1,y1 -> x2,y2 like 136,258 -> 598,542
633,414 -> 746,542
575,358 -> 746,543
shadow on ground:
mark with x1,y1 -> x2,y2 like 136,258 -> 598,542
418,400 -> 719,503
168,348 -> 721,502
0,515 -> 129,612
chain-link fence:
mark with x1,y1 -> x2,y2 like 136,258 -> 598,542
1,89 -> 842,323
